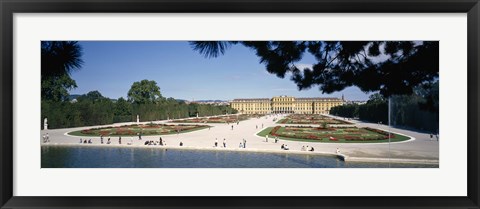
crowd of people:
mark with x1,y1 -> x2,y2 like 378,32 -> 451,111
75,133 -> 323,154
143,137 -> 167,146
213,138 -> 249,149
79,138 -> 93,144
71,132 -> 321,154
301,145 -> 315,152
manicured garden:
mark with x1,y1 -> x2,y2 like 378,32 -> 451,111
257,126 -> 410,143
170,114 -> 264,124
277,114 -> 352,125
68,123 -> 210,137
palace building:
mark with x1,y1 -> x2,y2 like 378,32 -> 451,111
230,95 -> 345,114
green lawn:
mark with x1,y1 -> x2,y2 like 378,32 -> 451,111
68,124 -> 210,137
257,127 -> 410,143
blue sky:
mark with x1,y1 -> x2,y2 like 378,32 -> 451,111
69,41 -> 372,101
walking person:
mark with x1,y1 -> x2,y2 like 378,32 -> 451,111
119,136 -> 122,144
100,135 -> 104,144
223,138 -> 227,148
215,138 -> 218,147
265,135 -> 269,142
243,138 -> 246,148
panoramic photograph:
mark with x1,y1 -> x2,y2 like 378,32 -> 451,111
40,41 -> 439,168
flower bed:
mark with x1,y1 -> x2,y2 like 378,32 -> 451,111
277,114 -> 352,125
265,126 -> 406,143
70,123 -> 209,137
270,126 -> 282,136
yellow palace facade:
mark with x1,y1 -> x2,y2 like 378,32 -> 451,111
230,96 -> 344,114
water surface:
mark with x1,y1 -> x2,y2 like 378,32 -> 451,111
41,146 -> 436,168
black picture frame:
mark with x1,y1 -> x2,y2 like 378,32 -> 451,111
1,0 -> 479,208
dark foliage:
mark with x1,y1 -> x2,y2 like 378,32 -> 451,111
330,84 -> 439,133
41,41 -> 84,101
41,41 -> 83,78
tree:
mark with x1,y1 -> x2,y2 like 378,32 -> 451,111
367,93 -> 386,104
41,41 -> 84,101
114,97 -> 132,116
41,74 -> 77,102
415,81 -> 439,113
190,41 -> 438,98
77,90 -> 105,102
127,79 -> 163,104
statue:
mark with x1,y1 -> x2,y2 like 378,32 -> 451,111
43,118 -> 48,130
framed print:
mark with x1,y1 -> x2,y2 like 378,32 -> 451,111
1,0 -> 479,208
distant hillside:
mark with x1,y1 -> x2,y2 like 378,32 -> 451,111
68,94 -> 115,102
175,99 -> 227,103
196,100 -> 227,103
